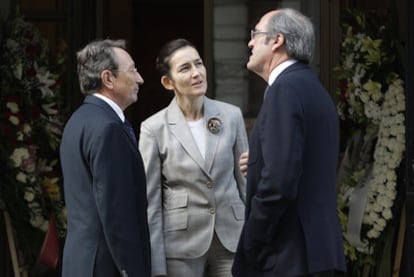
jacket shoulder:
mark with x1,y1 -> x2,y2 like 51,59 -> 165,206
140,107 -> 168,130
205,97 -> 242,115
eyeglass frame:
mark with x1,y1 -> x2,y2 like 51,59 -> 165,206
250,30 -> 272,40
112,67 -> 138,75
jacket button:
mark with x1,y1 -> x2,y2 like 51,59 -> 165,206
209,208 -> 215,214
206,181 -> 213,189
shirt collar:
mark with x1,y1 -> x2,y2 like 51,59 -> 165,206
93,93 -> 125,122
268,59 -> 298,86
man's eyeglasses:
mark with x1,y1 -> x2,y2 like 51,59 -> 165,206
114,67 -> 138,75
250,30 -> 271,40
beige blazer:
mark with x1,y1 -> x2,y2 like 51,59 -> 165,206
139,96 -> 248,276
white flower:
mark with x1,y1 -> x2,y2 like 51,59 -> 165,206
23,123 -> 32,135
373,220 -> 385,232
9,115 -> 19,125
386,171 -> 396,181
38,158 -> 53,172
345,53 -> 355,69
360,93 -> 369,103
36,65 -> 56,98
30,214 -> 48,232
383,196 -> 394,208
10,148 -> 30,167
367,229 -> 380,239
382,208 -> 392,220
13,62 -> 23,80
16,131 -> 24,141
24,188 -> 35,202
6,102 -> 19,113
42,103 -> 58,115
385,189 -> 396,201
29,175 -> 36,184
6,38 -> 18,50
385,180 -> 396,190
16,172 -> 27,183
356,243 -> 374,254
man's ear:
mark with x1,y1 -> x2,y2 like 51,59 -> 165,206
161,75 -> 174,91
272,33 -> 285,51
101,70 -> 114,89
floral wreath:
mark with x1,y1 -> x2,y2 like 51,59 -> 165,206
0,10 -> 67,268
335,9 -> 405,271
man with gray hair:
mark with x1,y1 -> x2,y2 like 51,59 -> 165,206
232,8 -> 346,277
60,39 -> 151,277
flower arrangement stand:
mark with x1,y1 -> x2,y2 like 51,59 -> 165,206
392,204 -> 406,276
3,210 -> 28,277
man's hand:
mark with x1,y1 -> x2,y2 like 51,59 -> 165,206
239,151 -> 249,177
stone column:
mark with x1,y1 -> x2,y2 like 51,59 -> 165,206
213,0 -> 249,113
0,0 -> 10,18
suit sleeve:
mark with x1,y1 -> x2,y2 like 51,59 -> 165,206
243,83 -> 304,267
138,122 -> 167,276
233,108 -> 248,203
91,122 -> 150,276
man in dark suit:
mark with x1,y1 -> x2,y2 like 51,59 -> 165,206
60,39 -> 151,277
232,8 -> 346,277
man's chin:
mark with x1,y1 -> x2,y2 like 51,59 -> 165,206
246,60 -> 254,71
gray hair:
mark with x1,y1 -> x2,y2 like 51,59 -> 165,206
76,39 -> 127,95
266,8 -> 315,63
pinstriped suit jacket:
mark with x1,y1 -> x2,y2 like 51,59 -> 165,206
139,96 -> 248,276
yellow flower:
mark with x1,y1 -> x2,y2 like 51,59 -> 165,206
360,37 -> 381,52
362,80 -> 382,102
355,13 -> 366,28
343,26 -> 355,46
43,177 -> 61,200
361,37 -> 382,64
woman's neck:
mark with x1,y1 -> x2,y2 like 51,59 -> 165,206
176,95 -> 204,121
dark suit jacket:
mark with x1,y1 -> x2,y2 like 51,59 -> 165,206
232,62 -> 346,277
60,95 -> 151,277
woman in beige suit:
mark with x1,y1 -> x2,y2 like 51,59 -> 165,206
138,38 -> 248,277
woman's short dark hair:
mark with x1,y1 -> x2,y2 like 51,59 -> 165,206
156,38 -> 197,77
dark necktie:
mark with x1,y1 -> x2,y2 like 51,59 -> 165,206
124,120 -> 137,145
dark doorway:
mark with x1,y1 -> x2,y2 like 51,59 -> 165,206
131,0 -> 204,130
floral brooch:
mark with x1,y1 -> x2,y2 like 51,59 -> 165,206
206,117 -> 222,134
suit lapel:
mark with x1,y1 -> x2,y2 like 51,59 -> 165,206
85,96 -> 138,150
203,97 -> 221,173
168,98 -> 208,174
